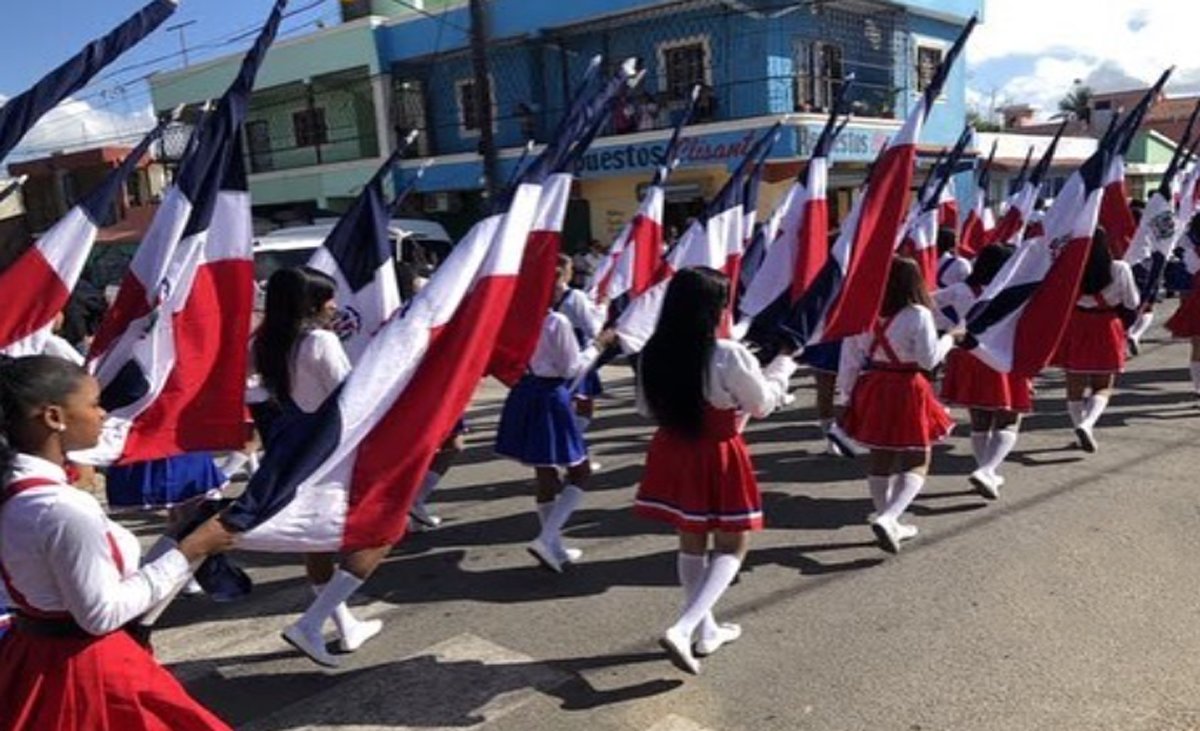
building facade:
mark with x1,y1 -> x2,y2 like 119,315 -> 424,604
149,0 -> 982,242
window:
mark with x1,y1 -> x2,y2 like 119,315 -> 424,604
245,120 -> 273,173
916,45 -> 944,94
794,40 -> 844,112
392,78 -> 429,156
292,108 -> 328,148
454,77 -> 495,136
662,42 -> 708,101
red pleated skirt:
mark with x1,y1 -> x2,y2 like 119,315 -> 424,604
635,407 -> 763,533
841,368 -> 955,450
0,626 -> 230,731
1166,287 -> 1200,338
941,348 -> 1033,413
1055,308 -> 1126,373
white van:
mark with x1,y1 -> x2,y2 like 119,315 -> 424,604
252,217 -> 453,287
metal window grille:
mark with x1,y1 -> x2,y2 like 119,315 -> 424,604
293,108 -> 329,148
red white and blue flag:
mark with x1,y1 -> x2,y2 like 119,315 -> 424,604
0,0 -> 176,162
615,123 -> 779,352
487,59 -> 638,386
736,94 -> 849,342
796,16 -> 976,345
897,127 -> 972,289
307,151 -> 404,363
0,122 -> 169,357
987,145 -> 1037,247
81,0 -> 287,465
1101,72 -> 1171,258
958,139 -> 997,258
226,184 -> 546,552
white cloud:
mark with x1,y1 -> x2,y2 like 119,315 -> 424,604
971,1 -> 1200,118
0,95 -> 155,163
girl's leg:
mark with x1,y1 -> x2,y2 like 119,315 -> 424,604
288,546 -> 392,665
968,409 -> 1003,499
574,396 -> 595,432
866,449 -> 896,514
663,531 -> 749,673
530,463 -> 590,571
412,432 -> 466,530
968,408 -> 993,468
1065,372 -> 1089,444
979,411 -> 1021,487
1189,338 -> 1200,397
873,449 -> 931,553
1076,373 -> 1116,451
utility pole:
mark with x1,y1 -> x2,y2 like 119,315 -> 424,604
166,20 -> 197,69
469,0 -> 500,201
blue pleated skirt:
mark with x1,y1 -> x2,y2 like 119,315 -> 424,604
495,375 -> 587,467
105,453 -> 227,510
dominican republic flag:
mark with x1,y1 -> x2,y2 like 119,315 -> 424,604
0,122 -> 169,357
615,123 -> 779,353
1125,99 -> 1200,303
591,86 -> 700,305
0,0 -> 176,162
1102,71 -> 1171,258
898,127 -> 972,289
82,0 -> 287,466
488,59 -> 638,386
1179,150 -> 1200,233
793,16 -> 976,346
964,141 -> 1115,376
737,95 -> 849,343
307,151 -> 404,363
989,126 -> 1064,247
225,184 -> 547,551
735,129 -> 782,301
959,140 -> 997,258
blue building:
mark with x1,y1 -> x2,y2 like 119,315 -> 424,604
379,0 -> 983,242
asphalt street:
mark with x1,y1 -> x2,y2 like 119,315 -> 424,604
137,324 -> 1200,731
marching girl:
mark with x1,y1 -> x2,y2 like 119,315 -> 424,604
935,245 -> 1028,499
1165,214 -> 1200,400
936,227 -> 972,289
0,355 -> 235,730
838,256 -> 956,554
635,267 -> 796,675
1055,229 -> 1140,453
555,261 -> 607,439
495,255 -> 616,574
252,267 -> 382,666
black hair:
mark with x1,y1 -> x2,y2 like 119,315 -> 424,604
1188,212 -> 1200,245
1081,227 -> 1114,296
936,227 -> 957,256
880,256 -> 932,317
965,245 -> 1012,289
254,266 -> 337,402
0,355 -> 89,483
640,267 -> 729,439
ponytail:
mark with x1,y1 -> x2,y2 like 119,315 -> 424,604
0,355 -> 89,484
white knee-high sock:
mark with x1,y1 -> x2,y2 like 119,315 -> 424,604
1080,393 -> 1110,430
981,427 -> 1019,476
670,553 -> 742,640
1067,400 -> 1085,427
970,431 -> 990,467
676,553 -> 719,640
312,583 -> 367,638
879,471 -> 925,522
1130,311 -> 1153,340
296,569 -> 363,635
538,485 -> 584,544
1190,363 -> 1200,393
867,475 -> 890,512
413,471 -> 440,509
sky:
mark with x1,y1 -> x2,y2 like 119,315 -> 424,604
3,0 -> 1200,162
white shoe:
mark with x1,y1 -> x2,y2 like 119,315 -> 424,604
660,626 -> 701,675
282,623 -> 340,668
409,504 -> 442,531
969,469 -> 1000,500
557,545 -> 583,564
694,623 -> 742,657
897,523 -> 919,542
825,436 -> 847,458
527,537 -> 564,573
590,460 -> 603,472
1075,426 -> 1097,454
337,618 -> 383,653
871,516 -> 901,554
827,423 -> 866,457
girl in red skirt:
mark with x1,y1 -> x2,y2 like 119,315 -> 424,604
0,355 -> 235,731
636,267 -> 796,675
1056,229 -> 1139,453
935,245 -> 1029,499
838,257 -> 956,554
1165,215 -> 1200,399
